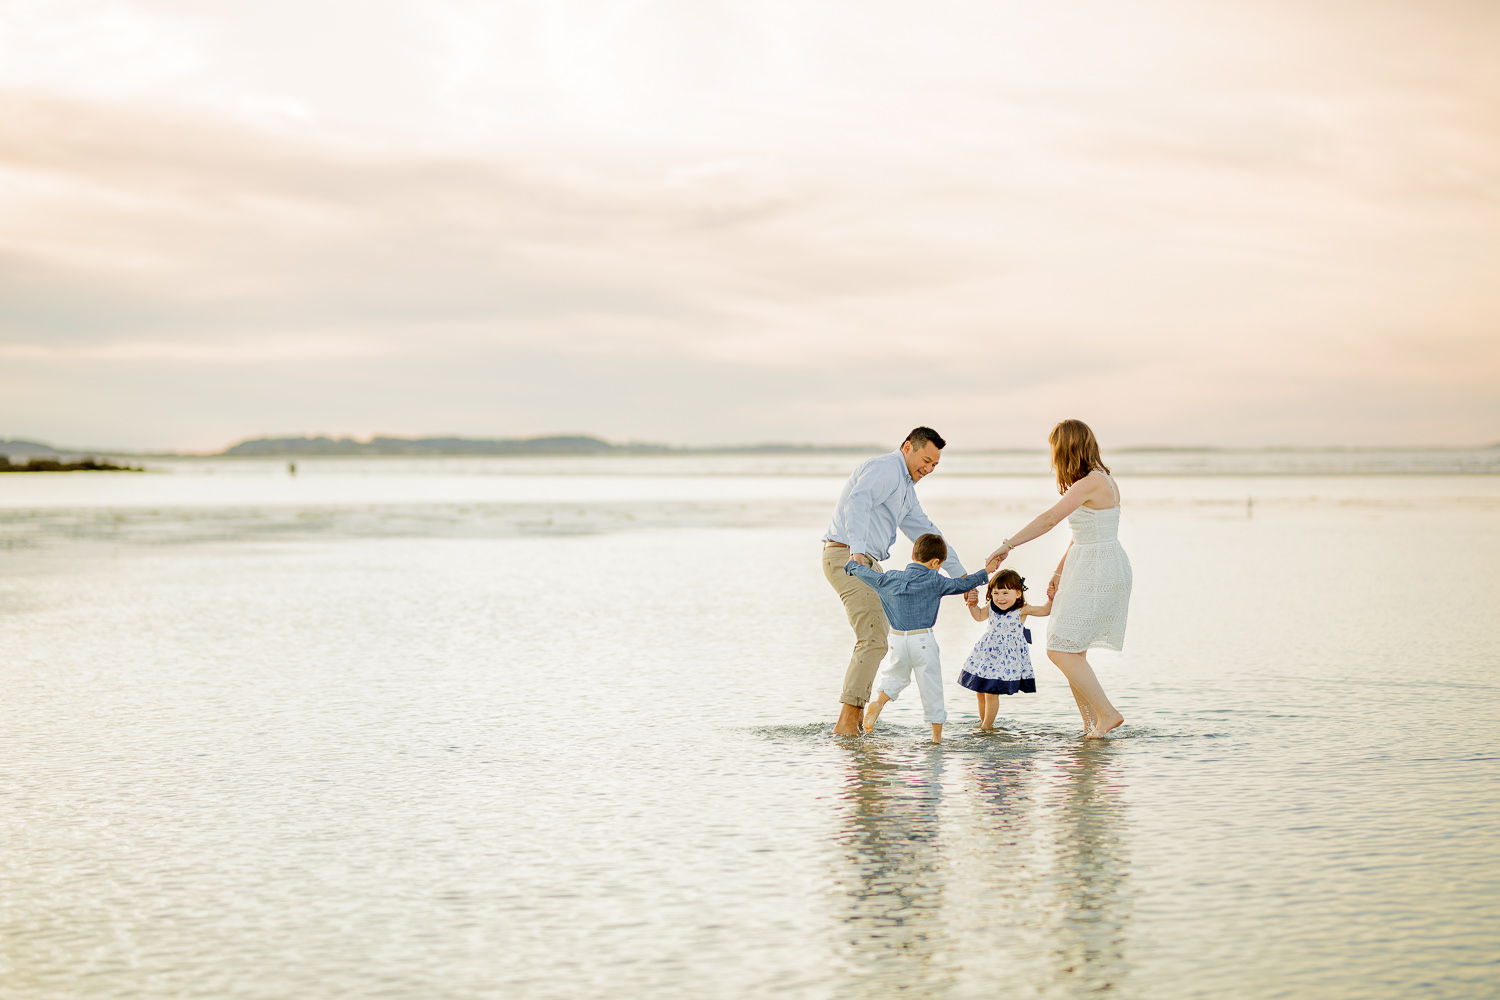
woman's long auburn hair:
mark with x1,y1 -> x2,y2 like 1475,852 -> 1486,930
1049,419 -> 1109,494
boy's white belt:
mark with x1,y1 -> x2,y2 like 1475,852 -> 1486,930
890,627 -> 931,635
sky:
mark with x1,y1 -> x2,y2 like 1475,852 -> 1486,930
1,0 -> 1497,452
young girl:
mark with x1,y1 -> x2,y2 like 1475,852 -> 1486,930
959,569 -> 1051,730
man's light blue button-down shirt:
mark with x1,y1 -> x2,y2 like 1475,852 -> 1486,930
823,450 -> 966,577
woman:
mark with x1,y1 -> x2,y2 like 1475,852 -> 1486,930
988,420 -> 1131,737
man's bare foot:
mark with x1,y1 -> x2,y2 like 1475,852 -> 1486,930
834,704 -> 863,735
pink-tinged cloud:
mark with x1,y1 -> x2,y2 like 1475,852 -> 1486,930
0,0 -> 1496,451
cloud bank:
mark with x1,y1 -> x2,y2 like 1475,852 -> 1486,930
1,0 -> 1497,450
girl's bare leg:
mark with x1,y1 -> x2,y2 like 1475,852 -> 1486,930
976,692 -> 988,727
862,692 -> 892,733
1048,649 -> 1123,736
982,694 -> 1000,729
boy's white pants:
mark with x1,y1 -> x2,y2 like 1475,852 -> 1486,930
873,631 -> 946,725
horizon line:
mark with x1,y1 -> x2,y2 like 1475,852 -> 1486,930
4,433 -> 1499,457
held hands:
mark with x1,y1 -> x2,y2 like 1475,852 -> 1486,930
1046,574 -> 1060,600
985,540 -> 1013,568
848,552 -> 873,568
963,589 -> 979,608
984,540 -> 1012,574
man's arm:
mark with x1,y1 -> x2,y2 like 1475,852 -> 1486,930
899,502 -> 966,577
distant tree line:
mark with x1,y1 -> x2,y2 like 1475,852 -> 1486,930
217,435 -> 876,456
0,455 -> 139,473
220,435 -> 655,456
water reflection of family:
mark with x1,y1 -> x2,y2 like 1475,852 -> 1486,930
831,741 -> 1132,997
822,420 -> 1131,740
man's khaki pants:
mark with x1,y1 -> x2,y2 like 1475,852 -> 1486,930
822,545 -> 888,708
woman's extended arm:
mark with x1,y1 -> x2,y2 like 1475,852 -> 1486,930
987,473 -> 1106,564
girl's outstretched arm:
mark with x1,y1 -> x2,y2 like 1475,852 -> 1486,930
964,589 -> 989,622
1020,600 -> 1052,618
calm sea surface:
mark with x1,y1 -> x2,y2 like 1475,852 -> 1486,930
2,454 -> 1498,999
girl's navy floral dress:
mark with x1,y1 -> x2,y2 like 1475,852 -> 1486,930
958,606 -> 1037,695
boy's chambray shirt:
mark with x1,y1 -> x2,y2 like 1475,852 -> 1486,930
844,561 -> 990,632
822,450 -> 966,577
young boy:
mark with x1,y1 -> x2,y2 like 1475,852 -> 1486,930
845,532 -> 998,743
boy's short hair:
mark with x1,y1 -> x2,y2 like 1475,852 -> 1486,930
905,426 -> 946,450
912,532 -> 947,564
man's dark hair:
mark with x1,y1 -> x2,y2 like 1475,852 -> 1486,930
912,532 -> 947,564
905,426 -> 946,450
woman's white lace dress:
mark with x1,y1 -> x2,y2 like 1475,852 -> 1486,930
1046,473 -> 1132,653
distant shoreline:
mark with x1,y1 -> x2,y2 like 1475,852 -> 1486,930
0,456 -> 141,473
4,434 -> 1498,461
206,435 -> 889,458
152,438 -> 1500,458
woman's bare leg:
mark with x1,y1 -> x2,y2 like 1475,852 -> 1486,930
1066,682 -> 1096,735
1048,649 -> 1123,736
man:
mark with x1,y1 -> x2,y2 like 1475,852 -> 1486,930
821,427 -> 969,734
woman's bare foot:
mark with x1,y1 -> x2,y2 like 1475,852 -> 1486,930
1084,713 -> 1125,738
1081,705 -> 1098,737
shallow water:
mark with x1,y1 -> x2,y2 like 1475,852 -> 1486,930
2,460 -> 1498,998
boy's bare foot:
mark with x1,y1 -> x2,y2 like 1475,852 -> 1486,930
863,693 -> 894,733
931,723 -> 942,744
